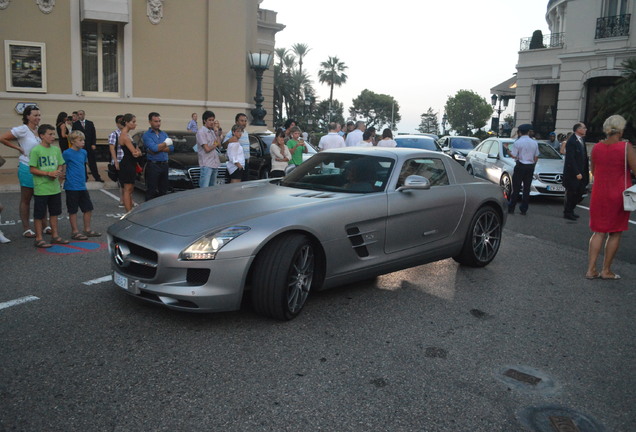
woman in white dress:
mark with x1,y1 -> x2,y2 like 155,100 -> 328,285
377,128 -> 397,147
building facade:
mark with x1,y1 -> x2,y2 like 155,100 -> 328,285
495,0 -> 634,141
0,0 -> 284,169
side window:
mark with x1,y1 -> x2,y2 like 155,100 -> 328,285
479,141 -> 493,155
397,158 -> 449,188
249,135 -> 262,157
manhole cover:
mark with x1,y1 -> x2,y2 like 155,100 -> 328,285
517,405 -> 604,432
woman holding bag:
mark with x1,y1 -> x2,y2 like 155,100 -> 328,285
586,115 -> 636,280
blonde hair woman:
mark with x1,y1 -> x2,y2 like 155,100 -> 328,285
586,115 -> 636,280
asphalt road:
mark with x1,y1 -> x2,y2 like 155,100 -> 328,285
1,188 -> 634,431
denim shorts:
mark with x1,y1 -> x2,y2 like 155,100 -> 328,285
18,163 -> 34,188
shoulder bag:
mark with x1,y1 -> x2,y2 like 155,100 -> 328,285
623,142 -> 636,211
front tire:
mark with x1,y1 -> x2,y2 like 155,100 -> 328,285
466,165 -> 474,175
251,234 -> 315,320
453,206 -> 502,267
500,173 -> 511,200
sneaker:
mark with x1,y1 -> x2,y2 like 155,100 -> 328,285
0,230 -> 10,244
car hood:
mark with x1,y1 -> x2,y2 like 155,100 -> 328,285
123,180 -> 350,236
535,158 -> 564,172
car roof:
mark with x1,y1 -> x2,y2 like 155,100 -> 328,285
395,134 -> 436,140
322,146 -> 443,158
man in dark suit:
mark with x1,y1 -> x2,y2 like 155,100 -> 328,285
73,110 -> 103,182
562,122 -> 589,220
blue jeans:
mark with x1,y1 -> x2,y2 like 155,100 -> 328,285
199,166 -> 218,187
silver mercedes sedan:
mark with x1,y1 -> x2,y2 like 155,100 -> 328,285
108,147 -> 507,320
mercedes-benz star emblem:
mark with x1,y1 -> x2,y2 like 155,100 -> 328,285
555,174 -> 563,184
114,243 -> 131,267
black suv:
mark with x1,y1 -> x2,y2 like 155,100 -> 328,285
132,130 -> 273,191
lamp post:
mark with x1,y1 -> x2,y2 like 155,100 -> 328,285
248,50 -> 273,126
441,113 -> 448,135
490,94 -> 509,137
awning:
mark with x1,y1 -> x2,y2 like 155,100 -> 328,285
490,76 -> 517,98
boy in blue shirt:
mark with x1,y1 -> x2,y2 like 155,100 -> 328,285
63,131 -> 101,240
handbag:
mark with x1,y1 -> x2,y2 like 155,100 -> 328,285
107,163 -> 118,182
217,148 -> 228,163
623,142 -> 636,211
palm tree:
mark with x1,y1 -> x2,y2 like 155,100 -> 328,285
318,56 -> 348,108
291,43 -> 311,77
275,48 -> 288,69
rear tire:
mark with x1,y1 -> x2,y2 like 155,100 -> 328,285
453,206 -> 502,267
251,234 -> 315,320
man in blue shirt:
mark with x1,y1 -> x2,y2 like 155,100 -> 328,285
142,112 -> 173,201
223,113 -> 250,181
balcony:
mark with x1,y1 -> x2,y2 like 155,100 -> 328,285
520,32 -> 564,51
595,14 -> 631,39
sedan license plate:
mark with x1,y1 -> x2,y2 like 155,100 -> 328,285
548,185 -> 565,192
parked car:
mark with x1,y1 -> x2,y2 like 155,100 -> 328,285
464,138 -> 566,198
132,130 -> 273,191
394,134 -> 442,151
108,147 -> 507,320
438,136 -> 481,165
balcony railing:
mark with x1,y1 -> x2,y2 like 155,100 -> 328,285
520,32 -> 564,51
595,14 -> 631,39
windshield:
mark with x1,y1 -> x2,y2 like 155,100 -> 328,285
280,153 -> 394,193
450,138 -> 479,149
537,143 -> 562,159
395,137 -> 439,151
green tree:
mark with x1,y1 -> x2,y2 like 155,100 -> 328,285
593,58 -> 636,127
318,56 -> 348,109
315,99 -> 345,127
291,43 -> 311,78
444,90 -> 493,135
349,89 -> 401,130
417,107 -> 438,134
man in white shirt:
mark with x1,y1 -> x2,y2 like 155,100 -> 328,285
508,124 -> 539,215
318,122 -> 345,151
345,121 -> 365,147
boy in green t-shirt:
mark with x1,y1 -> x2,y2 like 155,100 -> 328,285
285,126 -> 307,166
29,124 -> 68,248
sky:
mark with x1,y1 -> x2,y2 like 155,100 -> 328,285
262,0 -> 551,133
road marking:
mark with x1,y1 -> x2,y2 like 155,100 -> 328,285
83,275 -> 112,285
100,188 -> 137,207
0,295 -> 39,311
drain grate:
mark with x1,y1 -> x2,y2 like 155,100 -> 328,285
549,416 -> 580,432
504,368 -> 542,385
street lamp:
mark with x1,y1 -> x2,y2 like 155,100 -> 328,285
441,113 -> 448,135
490,94 -> 509,137
248,50 -> 273,126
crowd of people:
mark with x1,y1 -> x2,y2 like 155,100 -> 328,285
1,107 -> 634,283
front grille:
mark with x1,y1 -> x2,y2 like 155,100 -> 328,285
537,173 -> 563,184
113,237 -> 158,279
188,167 -> 200,187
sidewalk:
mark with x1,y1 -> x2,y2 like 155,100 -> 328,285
0,162 -> 118,192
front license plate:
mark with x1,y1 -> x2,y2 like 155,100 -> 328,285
114,271 -> 128,289
548,185 -> 565,191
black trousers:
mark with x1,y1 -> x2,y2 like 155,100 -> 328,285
86,145 -> 101,181
564,180 -> 586,215
508,162 -> 535,213
145,161 -> 169,201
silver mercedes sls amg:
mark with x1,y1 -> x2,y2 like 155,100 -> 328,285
108,147 -> 507,320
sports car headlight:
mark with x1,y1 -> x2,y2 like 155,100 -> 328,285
180,226 -> 250,260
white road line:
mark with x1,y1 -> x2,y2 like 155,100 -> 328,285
100,188 -> 137,206
83,275 -> 112,285
0,295 -> 39,311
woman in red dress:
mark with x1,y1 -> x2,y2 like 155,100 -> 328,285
586,115 -> 636,280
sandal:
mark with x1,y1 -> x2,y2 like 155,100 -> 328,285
82,230 -> 102,237
23,229 -> 36,238
51,236 -> 69,245
34,239 -> 52,248
71,232 -> 88,240
43,226 -> 52,235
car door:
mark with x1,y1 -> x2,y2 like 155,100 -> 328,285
385,157 -> 465,254
471,140 -> 493,177
483,140 -> 507,185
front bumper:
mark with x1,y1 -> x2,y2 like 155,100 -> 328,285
107,228 -> 251,313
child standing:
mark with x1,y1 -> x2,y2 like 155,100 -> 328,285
63,131 -> 101,240
29,124 -> 67,248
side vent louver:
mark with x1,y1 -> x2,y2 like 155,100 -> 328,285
346,226 -> 370,258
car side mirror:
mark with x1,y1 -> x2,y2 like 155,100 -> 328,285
488,152 -> 499,159
397,175 -> 431,192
